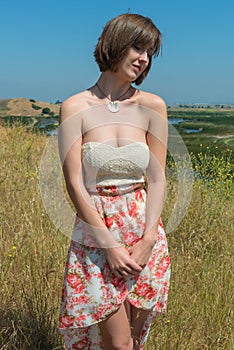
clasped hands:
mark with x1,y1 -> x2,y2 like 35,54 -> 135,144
104,239 -> 154,279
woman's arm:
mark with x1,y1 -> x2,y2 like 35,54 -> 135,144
129,95 -> 168,266
58,97 -> 142,277
143,95 -> 168,244
58,99 -> 119,248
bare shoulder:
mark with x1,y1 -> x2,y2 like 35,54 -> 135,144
137,90 -> 167,119
59,90 -> 90,123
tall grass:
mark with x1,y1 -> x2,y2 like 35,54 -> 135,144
0,125 -> 233,350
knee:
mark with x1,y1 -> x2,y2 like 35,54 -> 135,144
111,336 -> 133,350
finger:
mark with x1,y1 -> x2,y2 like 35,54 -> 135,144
117,267 -> 130,276
114,270 -> 123,279
119,270 -> 129,277
128,269 -> 141,276
120,267 -> 141,277
121,265 -> 132,273
128,247 -> 133,254
127,260 -> 142,272
140,264 -> 147,269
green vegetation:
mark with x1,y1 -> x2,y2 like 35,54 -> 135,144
168,109 -> 234,158
41,107 -> 56,116
1,107 -> 233,158
1,116 -> 36,127
32,103 -> 41,110
42,107 -> 51,114
0,124 -> 233,349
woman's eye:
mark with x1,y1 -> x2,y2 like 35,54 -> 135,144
133,46 -> 152,57
133,46 -> 142,52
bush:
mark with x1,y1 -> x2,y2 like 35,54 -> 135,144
31,104 -> 41,110
42,107 -> 51,115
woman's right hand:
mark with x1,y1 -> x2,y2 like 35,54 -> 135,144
104,246 -> 142,279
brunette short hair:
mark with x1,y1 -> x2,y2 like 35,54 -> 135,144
94,13 -> 162,85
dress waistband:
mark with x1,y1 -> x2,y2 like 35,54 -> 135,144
90,182 -> 147,197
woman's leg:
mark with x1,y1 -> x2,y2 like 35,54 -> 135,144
98,304 -> 133,350
130,305 -> 151,350
124,299 -> 131,322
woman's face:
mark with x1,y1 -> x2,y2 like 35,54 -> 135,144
116,45 -> 151,82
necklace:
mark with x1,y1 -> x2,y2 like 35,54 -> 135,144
95,83 -> 132,113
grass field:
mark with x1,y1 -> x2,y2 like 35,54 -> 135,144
1,107 -> 234,159
0,125 -> 233,349
168,108 -> 234,157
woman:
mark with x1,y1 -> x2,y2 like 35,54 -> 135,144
58,13 -> 171,350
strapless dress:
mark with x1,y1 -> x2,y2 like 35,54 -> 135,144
58,141 -> 171,350
81,141 -> 150,190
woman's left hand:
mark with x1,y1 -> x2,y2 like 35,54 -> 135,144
128,240 -> 154,268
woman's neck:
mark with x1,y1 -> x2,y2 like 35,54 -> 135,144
96,72 -> 132,101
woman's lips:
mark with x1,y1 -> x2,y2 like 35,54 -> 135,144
132,64 -> 141,72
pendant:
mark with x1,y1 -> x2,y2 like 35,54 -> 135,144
108,101 -> 119,113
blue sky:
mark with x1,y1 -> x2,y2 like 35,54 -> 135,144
0,0 -> 233,105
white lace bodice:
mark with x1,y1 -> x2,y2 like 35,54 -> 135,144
81,141 -> 150,189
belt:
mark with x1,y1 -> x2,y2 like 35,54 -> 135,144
95,182 -> 146,197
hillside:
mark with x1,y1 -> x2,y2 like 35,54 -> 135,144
0,98 -> 60,117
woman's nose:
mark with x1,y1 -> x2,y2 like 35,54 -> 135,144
139,50 -> 148,61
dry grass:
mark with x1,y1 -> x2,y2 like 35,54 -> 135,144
0,98 -> 60,117
0,125 -> 233,350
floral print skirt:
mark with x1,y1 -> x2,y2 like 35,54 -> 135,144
58,184 -> 171,349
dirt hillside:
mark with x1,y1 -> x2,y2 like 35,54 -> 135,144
0,98 -> 60,116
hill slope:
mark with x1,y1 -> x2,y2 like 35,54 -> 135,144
0,98 -> 60,116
